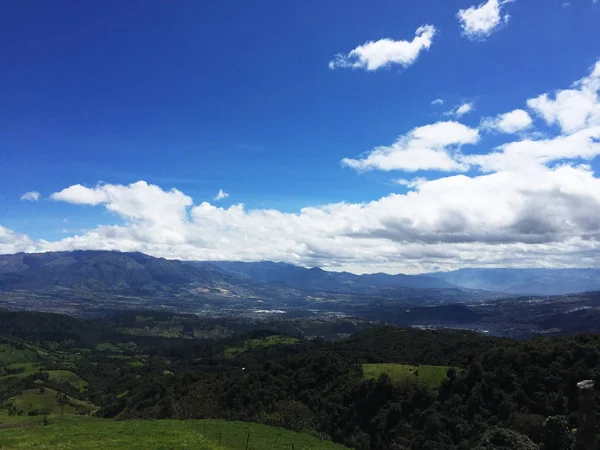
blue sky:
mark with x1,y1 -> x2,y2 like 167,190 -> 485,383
1,0 -> 600,273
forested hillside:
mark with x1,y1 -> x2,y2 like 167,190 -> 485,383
1,309 -> 599,449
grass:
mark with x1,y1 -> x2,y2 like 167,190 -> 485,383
0,369 -> 87,395
196,419 -> 348,450
5,389 -> 97,416
0,362 -> 41,381
362,363 -> 454,387
223,335 -> 299,358
0,416 -> 218,449
0,415 -> 350,450
47,371 -> 88,393
94,343 -> 121,353
127,360 -> 144,368
0,343 -> 46,367
105,355 -> 130,360
4,362 -> 39,372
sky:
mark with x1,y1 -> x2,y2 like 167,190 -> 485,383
1,0 -> 600,274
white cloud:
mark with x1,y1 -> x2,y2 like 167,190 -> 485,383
445,102 -> 475,118
329,25 -> 436,71
4,60 -> 600,274
431,98 -> 444,106
527,61 -> 600,134
214,189 -> 229,201
342,121 -> 479,172
464,127 -> 600,172
8,162 -> 600,273
481,109 -> 533,133
456,103 -> 474,117
20,191 -> 40,202
50,181 -> 192,245
395,177 -> 428,188
51,184 -> 108,205
0,226 -> 36,254
457,0 -> 513,40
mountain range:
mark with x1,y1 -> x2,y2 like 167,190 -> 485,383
0,251 -> 459,296
204,260 -> 457,292
0,251 -> 231,293
2,251 -> 600,298
426,268 -> 600,295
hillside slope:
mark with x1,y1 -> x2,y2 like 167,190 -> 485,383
0,251 -> 231,293
0,416 -> 350,450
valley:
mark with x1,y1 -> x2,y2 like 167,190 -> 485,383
3,251 -> 600,339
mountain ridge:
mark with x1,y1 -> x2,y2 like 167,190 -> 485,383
204,260 -> 458,292
427,267 -> 600,295
4,251 -> 600,297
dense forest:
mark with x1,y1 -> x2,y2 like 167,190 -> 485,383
1,309 -> 599,449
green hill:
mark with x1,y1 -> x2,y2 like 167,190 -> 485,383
223,334 -> 299,358
46,370 -> 88,393
4,388 -> 97,416
0,340 -> 53,367
0,415 -> 350,450
362,363 -> 454,387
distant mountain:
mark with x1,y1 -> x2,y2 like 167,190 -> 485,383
427,268 -> 600,295
0,251 -> 231,293
0,252 -> 488,317
538,308 -> 600,334
205,261 -> 458,293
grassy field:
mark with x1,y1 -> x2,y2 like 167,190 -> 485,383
127,360 -> 144,368
0,415 -> 349,450
0,416 -> 217,449
0,362 -> 40,380
94,343 -> 121,353
362,363 -> 453,387
0,342 -> 48,367
5,389 -> 97,416
0,342 -> 52,396
223,335 -> 299,358
47,370 -> 88,393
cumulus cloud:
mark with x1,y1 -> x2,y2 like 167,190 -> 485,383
464,127 -> 600,172
214,189 -> 229,201
329,25 -> 436,71
0,226 -> 36,254
481,109 -> 533,133
51,184 -> 108,205
395,177 -> 428,188
342,121 -> 479,172
3,60 -> 600,274
457,0 -> 514,40
527,61 -> 600,134
446,102 -> 475,118
431,98 -> 444,106
20,191 -> 40,202
6,162 -> 600,273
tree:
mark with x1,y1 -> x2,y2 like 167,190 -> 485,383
542,416 -> 573,450
510,413 -> 545,443
474,427 -> 538,450
56,392 -> 69,415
